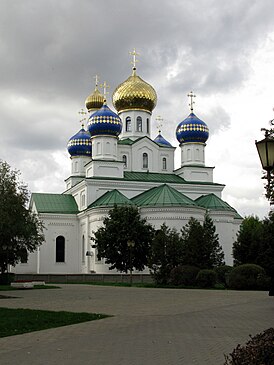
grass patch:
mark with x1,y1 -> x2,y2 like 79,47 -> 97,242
0,307 -> 110,338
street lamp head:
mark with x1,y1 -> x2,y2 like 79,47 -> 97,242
255,136 -> 274,172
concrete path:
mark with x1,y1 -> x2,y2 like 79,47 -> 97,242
0,284 -> 273,365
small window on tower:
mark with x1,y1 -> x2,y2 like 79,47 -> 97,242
126,117 -> 132,132
162,157 -> 167,170
143,153 -> 148,169
122,155 -> 127,168
137,116 -> 142,132
147,118 -> 150,133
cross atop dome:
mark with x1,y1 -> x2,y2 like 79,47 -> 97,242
187,91 -> 196,112
130,48 -> 139,69
155,115 -> 163,134
94,74 -> 100,89
100,81 -> 110,102
78,108 -> 87,128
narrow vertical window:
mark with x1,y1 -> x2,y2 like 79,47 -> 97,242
82,235 -> 85,263
162,157 -> 167,170
147,118 -> 150,133
137,116 -> 142,132
143,153 -> 148,169
56,236 -> 65,263
106,141 -> 111,154
122,155 -> 127,168
126,117 -> 132,132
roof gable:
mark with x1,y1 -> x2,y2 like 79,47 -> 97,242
195,193 -> 236,212
88,189 -> 134,209
131,184 -> 197,207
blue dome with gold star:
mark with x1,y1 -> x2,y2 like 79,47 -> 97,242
67,128 -> 92,156
88,103 -> 122,137
176,113 -> 209,144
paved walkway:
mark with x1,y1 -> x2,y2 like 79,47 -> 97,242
0,285 -> 273,365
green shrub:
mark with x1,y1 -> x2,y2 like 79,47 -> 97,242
169,265 -> 200,286
196,269 -> 217,288
228,264 -> 266,290
224,327 -> 274,364
214,265 -> 233,286
0,273 -> 15,285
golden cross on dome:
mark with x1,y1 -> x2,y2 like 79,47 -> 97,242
94,74 -> 100,89
130,48 -> 139,69
187,91 -> 196,112
78,109 -> 87,128
100,81 -> 110,101
155,115 -> 163,134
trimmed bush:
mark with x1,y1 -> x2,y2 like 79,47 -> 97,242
214,265 -> 233,286
228,264 -> 266,290
224,327 -> 274,364
0,273 -> 15,285
169,265 -> 200,286
196,269 -> 217,288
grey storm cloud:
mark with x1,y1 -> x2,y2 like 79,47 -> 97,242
1,0 -> 274,205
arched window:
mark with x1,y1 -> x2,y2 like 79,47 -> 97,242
82,235 -> 85,263
126,117 -> 132,132
106,141 -> 111,154
136,116 -> 142,132
143,153 -> 148,169
147,118 -> 150,133
162,157 -> 167,170
122,155 -> 127,168
56,236 -> 65,263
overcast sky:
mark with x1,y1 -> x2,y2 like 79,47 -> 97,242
1,0 -> 274,218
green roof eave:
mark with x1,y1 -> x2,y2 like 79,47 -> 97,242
86,171 -> 223,185
31,193 -> 79,214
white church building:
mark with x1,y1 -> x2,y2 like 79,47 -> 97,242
15,54 -> 242,275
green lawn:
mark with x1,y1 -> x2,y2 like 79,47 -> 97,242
0,307 -> 109,337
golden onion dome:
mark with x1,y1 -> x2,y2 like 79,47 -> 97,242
85,87 -> 104,113
112,68 -> 157,114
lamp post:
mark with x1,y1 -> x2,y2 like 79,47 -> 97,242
255,119 -> 274,204
127,240 -> 135,286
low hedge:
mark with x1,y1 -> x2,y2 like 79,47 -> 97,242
228,264 -> 267,290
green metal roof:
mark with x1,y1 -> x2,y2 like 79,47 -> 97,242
195,193 -> 236,212
87,171 -> 222,185
123,171 -> 185,183
131,184 -> 197,207
88,189 -> 134,209
118,138 -> 134,145
31,193 -> 79,214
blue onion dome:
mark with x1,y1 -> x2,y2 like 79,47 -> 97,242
154,133 -> 172,147
176,113 -> 209,144
87,102 -> 122,137
67,127 -> 92,156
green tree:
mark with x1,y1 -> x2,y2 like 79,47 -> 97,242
257,212 -> 274,277
0,161 -> 44,276
148,223 -> 183,285
92,205 -> 155,273
203,215 -> 224,267
233,216 -> 264,266
181,216 -> 224,269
